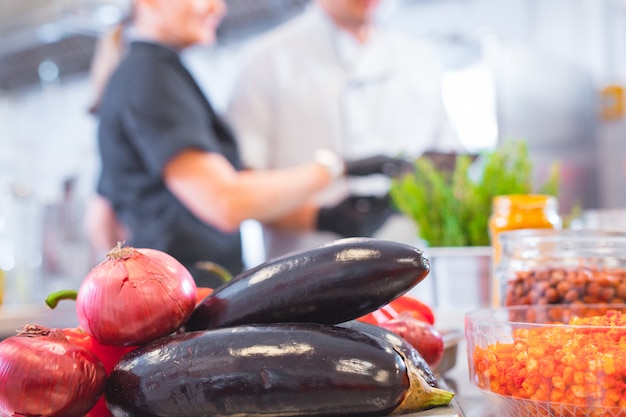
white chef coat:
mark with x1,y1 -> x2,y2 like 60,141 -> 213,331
226,3 -> 463,260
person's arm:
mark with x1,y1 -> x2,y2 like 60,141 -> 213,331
84,193 -> 128,257
264,203 -> 319,231
164,149 -> 337,233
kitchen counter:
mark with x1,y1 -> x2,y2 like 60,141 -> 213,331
0,302 -> 78,339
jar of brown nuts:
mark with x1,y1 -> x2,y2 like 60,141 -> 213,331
495,229 -> 626,307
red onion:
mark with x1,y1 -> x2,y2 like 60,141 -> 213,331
379,315 -> 445,368
0,325 -> 106,417
76,244 -> 197,346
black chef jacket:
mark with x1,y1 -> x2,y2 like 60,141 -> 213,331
96,41 -> 244,287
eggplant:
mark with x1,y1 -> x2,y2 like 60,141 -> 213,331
338,320 -> 439,388
105,323 -> 454,417
186,237 -> 429,331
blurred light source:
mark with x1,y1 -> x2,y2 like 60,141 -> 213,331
36,23 -> 64,44
93,4 -> 124,25
442,62 -> 499,152
0,253 -> 15,272
38,60 -> 60,83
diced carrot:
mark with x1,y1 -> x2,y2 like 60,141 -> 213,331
472,309 -> 626,413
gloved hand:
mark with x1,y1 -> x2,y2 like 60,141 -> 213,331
317,194 -> 395,238
344,155 -> 414,178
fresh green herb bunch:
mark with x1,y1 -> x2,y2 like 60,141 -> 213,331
389,140 -> 560,247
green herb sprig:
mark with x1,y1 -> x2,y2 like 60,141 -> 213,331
389,140 -> 560,247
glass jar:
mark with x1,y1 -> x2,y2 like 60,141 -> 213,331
495,229 -> 626,308
489,194 -> 562,305
489,194 -> 562,262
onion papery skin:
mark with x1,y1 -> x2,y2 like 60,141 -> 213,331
76,246 -> 197,346
0,326 -> 106,417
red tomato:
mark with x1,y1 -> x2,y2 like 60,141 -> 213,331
357,295 -> 435,326
63,328 -> 137,417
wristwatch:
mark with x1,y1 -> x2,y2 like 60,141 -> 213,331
313,148 -> 345,179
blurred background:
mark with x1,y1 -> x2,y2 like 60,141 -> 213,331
0,0 -> 625,303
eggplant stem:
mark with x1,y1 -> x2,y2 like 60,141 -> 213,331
390,352 -> 454,414
45,289 -> 78,309
195,261 -> 233,283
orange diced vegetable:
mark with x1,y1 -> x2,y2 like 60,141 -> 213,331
472,309 -> 626,415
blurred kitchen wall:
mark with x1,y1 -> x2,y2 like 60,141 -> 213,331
1,0 -> 626,299
388,0 -> 626,212
189,0 -> 626,213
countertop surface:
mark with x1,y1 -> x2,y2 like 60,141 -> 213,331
0,302 -> 79,338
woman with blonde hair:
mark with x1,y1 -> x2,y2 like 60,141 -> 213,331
85,21 -> 128,261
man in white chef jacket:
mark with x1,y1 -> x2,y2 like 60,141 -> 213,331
227,0 -> 464,260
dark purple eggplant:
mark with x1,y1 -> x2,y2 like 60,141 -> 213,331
186,237 -> 429,331
338,320 -> 439,388
105,323 -> 453,417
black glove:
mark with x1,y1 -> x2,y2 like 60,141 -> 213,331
344,155 -> 414,178
317,194 -> 395,238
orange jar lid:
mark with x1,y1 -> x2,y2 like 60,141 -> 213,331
491,194 -> 561,232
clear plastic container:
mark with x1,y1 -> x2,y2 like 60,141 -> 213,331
495,229 -> 626,307
466,303 -> 626,416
